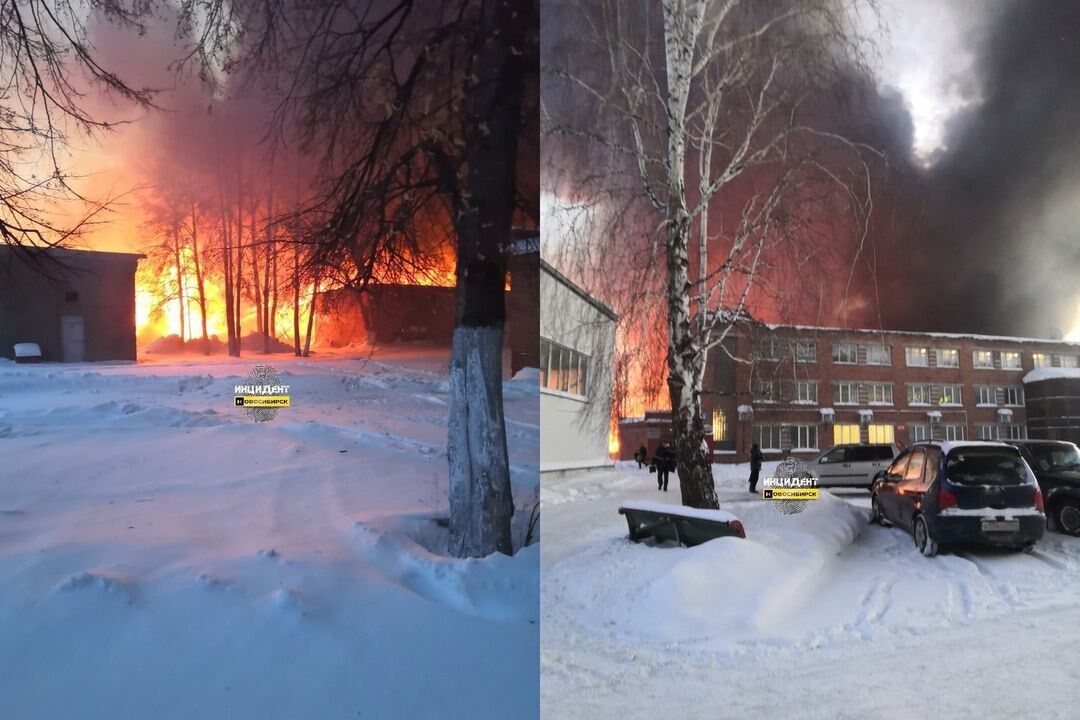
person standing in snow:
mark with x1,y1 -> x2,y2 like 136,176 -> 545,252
748,443 -> 764,494
634,444 -> 648,469
653,442 -> 675,492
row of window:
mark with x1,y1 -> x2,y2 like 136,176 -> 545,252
750,422 -> 1028,452
539,338 -> 589,397
754,339 -> 1079,370
753,380 -> 1024,407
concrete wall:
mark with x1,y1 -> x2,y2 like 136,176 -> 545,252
0,248 -> 140,362
539,264 -> 616,472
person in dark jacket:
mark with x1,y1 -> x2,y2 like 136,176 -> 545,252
634,444 -> 648,469
653,442 -> 676,492
749,443 -> 764,494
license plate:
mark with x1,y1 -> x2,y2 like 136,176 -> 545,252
981,519 -> 1020,533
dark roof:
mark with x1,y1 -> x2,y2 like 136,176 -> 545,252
540,259 -> 618,322
0,245 -> 145,261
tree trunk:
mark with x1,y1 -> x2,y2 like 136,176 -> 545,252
219,184 -> 239,357
293,243 -> 302,356
172,223 -> 185,343
303,278 -> 318,357
189,204 -> 209,350
445,0 -> 531,558
663,0 -> 718,509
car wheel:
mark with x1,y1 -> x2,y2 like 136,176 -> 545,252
914,515 -> 938,558
870,495 -> 883,525
1055,500 -> 1080,537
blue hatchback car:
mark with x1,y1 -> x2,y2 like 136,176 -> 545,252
870,440 -> 1045,557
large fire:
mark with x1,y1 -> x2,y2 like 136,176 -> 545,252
134,242 -> 458,348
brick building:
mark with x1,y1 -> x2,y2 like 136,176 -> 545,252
620,321 -> 1080,464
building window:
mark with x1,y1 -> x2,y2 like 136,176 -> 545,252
794,381 -> 818,404
833,423 -> 860,445
868,423 -> 894,444
939,384 -> 962,406
833,382 -> 858,405
975,386 -> 996,406
973,350 -> 994,369
754,378 -> 777,403
977,424 -> 999,441
937,348 -> 959,367
1002,386 -> 1024,406
832,343 -> 857,365
907,384 -> 932,406
711,409 -> 728,442
910,424 -> 932,442
1000,351 -> 1021,369
906,347 -> 929,367
790,424 -> 818,450
753,425 -> 783,452
865,343 -> 891,366
1059,354 -> 1080,369
539,338 -> 589,397
944,424 -> 966,441
867,383 -> 893,405
793,341 -> 817,363
755,339 -> 781,361
1001,424 -> 1028,440
1033,352 -> 1051,368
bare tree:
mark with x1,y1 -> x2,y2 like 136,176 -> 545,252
545,0 -> 878,508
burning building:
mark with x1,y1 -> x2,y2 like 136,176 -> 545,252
619,320 -> 1080,464
0,247 -> 142,362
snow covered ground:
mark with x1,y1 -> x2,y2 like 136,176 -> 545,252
0,346 -> 538,720
542,461 -> 1080,719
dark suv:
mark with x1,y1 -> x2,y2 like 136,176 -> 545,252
1007,440 -> 1080,536
871,441 -> 1045,557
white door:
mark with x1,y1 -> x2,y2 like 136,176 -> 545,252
60,315 -> 85,362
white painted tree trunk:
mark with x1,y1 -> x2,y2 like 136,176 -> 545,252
447,324 -> 515,557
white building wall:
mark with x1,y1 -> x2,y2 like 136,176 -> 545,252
540,266 -> 616,472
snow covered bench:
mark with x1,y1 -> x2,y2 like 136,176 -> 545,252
618,500 -> 746,547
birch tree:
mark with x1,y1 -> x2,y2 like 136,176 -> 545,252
546,0 -> 878,508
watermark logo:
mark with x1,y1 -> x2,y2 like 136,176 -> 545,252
233,364 -> 291,423
763,457 -> 819,515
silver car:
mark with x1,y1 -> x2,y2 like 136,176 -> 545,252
811,443 -> 900,488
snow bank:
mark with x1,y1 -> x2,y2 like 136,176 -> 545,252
619,500 -> 739,524
553,492 -> 864,643
511,366 -> 541,382
0,350 -> 539,719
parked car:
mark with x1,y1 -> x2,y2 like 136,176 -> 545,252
1007,440 -> 1080,536
811,443 -> 899,489
871,441 -> 1045,557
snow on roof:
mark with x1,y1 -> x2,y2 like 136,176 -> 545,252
620,500 -> 740,524
924,439 -> 1021,455
997,408 -> 1014,417
819,407 -> 835,417
737,404 -> 753,413
926,410 -> 942,418
858,409 -> 873,418
1023,367 -> 1080,383
763,322 -> 1080,347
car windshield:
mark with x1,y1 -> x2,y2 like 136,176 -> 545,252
946,447 -> 1029,486
1027,443 -> 1080,472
